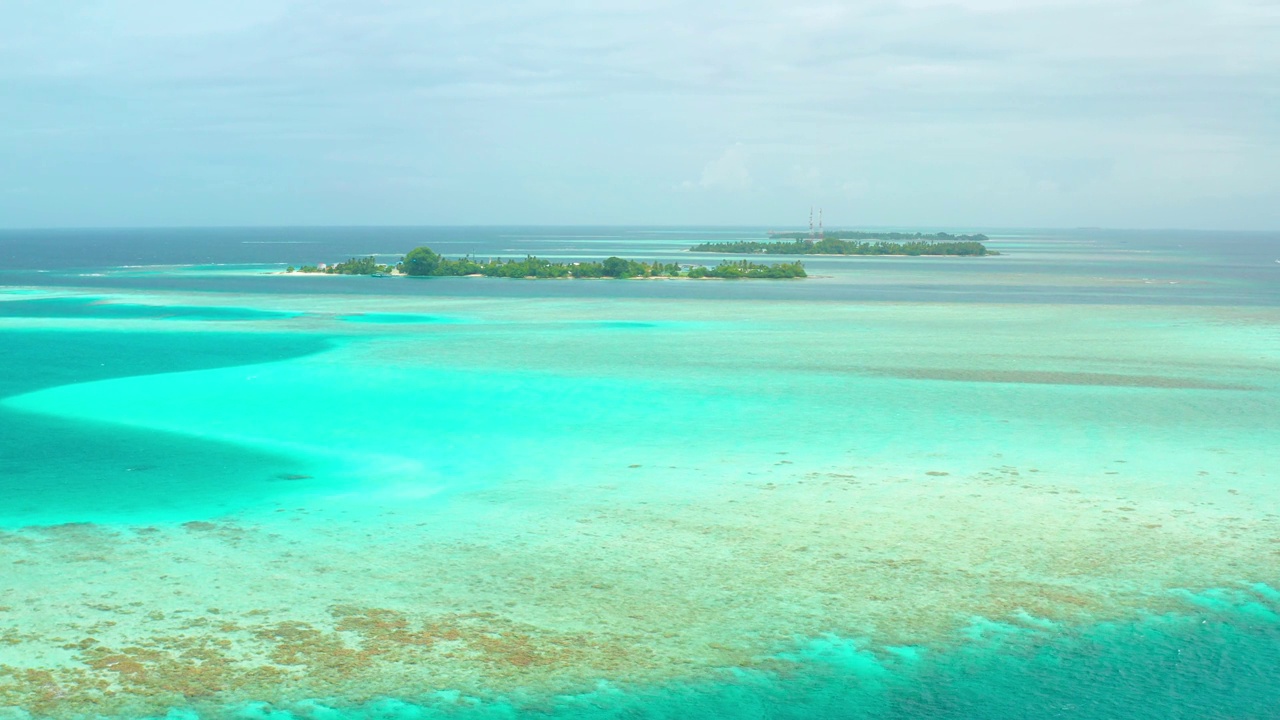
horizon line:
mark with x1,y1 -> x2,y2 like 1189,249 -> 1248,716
1,224 -> 1278,234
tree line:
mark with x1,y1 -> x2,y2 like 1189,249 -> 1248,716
768,231 -> 989,242
690,237 -> 993,256
289,246 -> 807,279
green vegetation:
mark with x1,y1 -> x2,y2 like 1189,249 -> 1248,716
771,230 -> 988,242
296,256 -> 398,275
295,247 -> 805,280
686,260 -> 807,278
692,232 -> 994,256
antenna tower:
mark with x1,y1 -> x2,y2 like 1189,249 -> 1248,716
818,208 -> 824,239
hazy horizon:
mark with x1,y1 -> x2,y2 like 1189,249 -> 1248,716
2,1 -> 1277,230
2,223 -> 1278,233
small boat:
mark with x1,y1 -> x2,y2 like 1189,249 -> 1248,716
371,272 -> 386,278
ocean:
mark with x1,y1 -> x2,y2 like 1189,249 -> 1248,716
0,227 -> 1277,718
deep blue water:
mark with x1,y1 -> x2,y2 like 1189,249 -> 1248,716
2,226 -> 1278,306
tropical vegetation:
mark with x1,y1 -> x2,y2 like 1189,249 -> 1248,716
692,233 -> 993,256
293,247 -> 806,279
292,256 -> 395,275
770,230 -> 989,242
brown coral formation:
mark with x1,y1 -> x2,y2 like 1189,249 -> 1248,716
2,454 -> 1278,718
0,605 -> 634,717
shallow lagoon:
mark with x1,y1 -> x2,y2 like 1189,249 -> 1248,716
0,228 -> 1278,718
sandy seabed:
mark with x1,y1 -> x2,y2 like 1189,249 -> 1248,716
1,289 -> 1278,718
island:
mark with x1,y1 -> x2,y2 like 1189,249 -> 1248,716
691,231 -> 994,256
289,246 -> 807,279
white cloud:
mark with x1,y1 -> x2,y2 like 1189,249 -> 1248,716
700,144 -> 752,190
0,0 -> 1276,227
679,144 -> 752,192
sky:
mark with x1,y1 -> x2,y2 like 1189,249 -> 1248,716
1,0 -> 1277,229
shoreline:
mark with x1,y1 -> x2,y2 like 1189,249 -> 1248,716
686,251 -> 1000,258
272,271 -> 800,281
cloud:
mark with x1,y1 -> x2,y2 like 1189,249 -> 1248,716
0,0 -> 1276,227
685,144 -> 752,192
678,144 -> 754,193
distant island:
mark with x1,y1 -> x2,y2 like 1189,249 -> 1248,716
290,246 -> 807,279
691,231 -> 994,256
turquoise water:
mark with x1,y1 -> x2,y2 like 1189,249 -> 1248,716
0,330 -> 333,524
0,296 -> 299,321
245,589 -> 1279,720
338,313 -> 464,324
0,228 -> 1277,719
